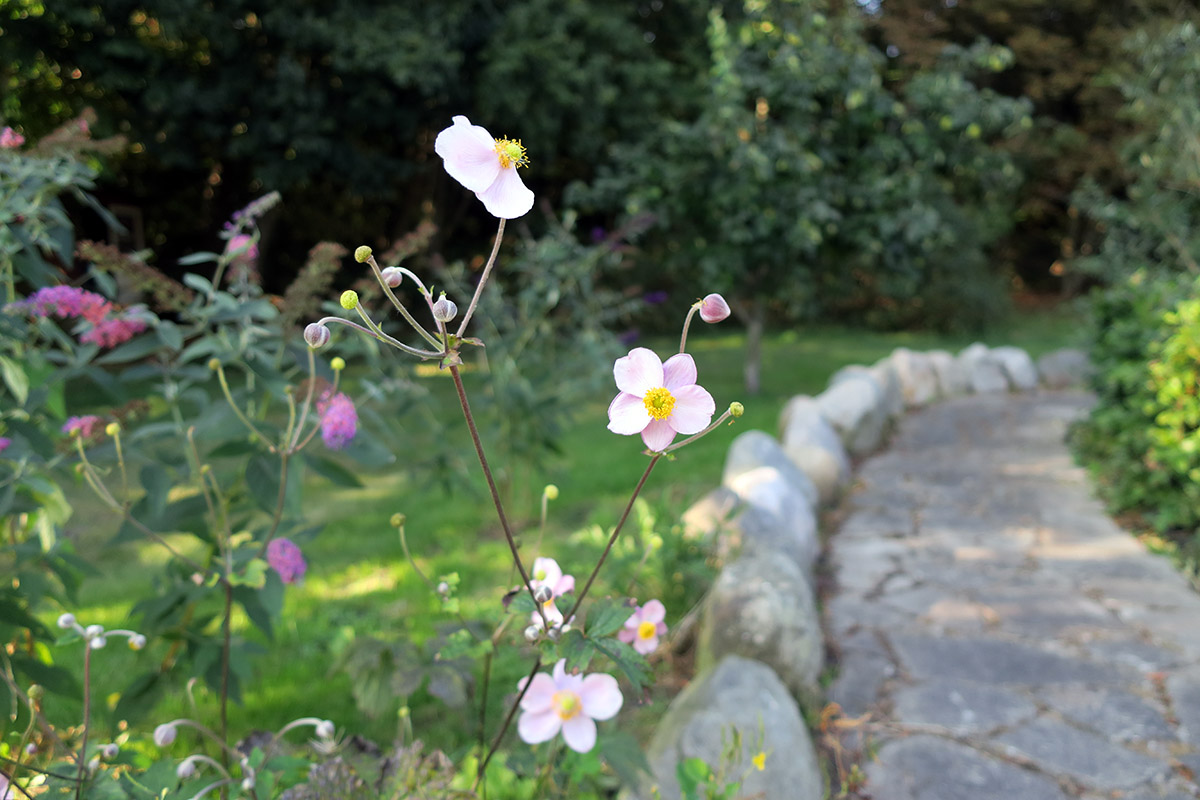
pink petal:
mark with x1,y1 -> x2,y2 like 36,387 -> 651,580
518,709 -> 562,745
662,353 -> 697,391
617,628 -> 635,644
554,574 -> 575,596
640,418 -> 677,452
519,673 -> 556,712
476,165 -> 534,219
641,599 -> 666,624
633,634 -> 659,655
614,348 -> 663,397
434,116 -> 500,193
666,384 -> 715,435
560,715 -> 597,753
580,673 -> 623,720
532,557 -> 562,589
607,392 -> 651,436
699,293 -> 731,323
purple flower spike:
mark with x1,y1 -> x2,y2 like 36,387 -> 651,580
317,391 -> 357,450
266,538 -> 307,584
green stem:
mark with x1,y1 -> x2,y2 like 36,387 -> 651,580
454,218 -> 505,339
473,655 -> 541,792
73,645 -> 91,800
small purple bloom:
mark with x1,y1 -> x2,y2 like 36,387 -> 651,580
62,416 -> 103,439
79,314 -> 147,348
0,437 -> 10,455
317,391 -> 357,450
266,538 -> 307,584
13,286 -> 112,324
0,127 -> 24,148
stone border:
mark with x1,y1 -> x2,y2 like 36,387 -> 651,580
624,344 -> 1091,800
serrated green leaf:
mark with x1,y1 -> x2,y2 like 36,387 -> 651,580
558,629 -> 596,672
585,598 -> 634,638
591,637 -> 651,692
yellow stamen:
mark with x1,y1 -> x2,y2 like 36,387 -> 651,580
638,620 -> 657,640
553,689 -> 582,721
643,387 -> 676,420
494,137 -> 528,170
753,751 -> 767,771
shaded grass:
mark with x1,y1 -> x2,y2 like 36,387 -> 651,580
53,309 -> 1084,756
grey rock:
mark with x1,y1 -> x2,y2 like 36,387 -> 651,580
632,656 -> 822,800
890,347 -> 941,407
891,635 -> 1122,685
697,553 -> 823,704
778,395 -> 852,505
722,429 -> 819,509
957,343 -> 1008,394
996,717 -> 1170,790
893,679 -> 1037,733
1038,685 -> 1175,742
680,487 -> 742,560
871,357 -> 906,420
726,467 -> 819,573
817,374 -> 887,456
1038,347 -> 1092,389
927,349 -> 968,396
866,736 -> 1068,800
991,345 -> 1039,391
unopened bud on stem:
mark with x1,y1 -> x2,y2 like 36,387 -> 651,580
304,322 -> 331,349
381,267 -> 404,288
533,585 -> 553,605
699,293 -> 731,323
354,246 -> 372,263
432,294 -> 457,323
339,290 -> 359,310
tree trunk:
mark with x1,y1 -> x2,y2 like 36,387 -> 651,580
732,296 -> 764,396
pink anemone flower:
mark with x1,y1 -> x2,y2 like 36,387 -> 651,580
606,348 -> 716,452
434,116 -> 534,219
617,599 -> 668,655
529,557 -> 575,629
517,659 -> 623,753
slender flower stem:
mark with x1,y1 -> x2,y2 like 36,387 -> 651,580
455,218 -> 505,339
365,255 -> 443,350
662,408 -> 736,454
219,582 -> 232,776
678,303 -> 701,354
288,349 -> 318,452
316,316 -> 440,360
448,365 -> 546,626
473,656 -> 541,791
213,363 -> 273,450
566,455 -> 661,623
73,645 -> 91,800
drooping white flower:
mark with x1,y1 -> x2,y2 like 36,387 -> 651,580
434,116 -> 534,219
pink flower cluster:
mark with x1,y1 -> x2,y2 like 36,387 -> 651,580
62,416 -> 103,439
317,391 -> 357,450
1,127 -> 23,148
12,286 -> 146,349
266,538 -> 307,584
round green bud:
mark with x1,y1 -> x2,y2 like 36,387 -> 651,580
340,290 -> 359,310
543,484 -> 559,501
390,513 -> 407,528
105,422 -> 120,437
354,245 -> 372,263
331,357 -> 346,372
207,358 -> 221,371
27,684 -> 44,701
729,401 -> 745,418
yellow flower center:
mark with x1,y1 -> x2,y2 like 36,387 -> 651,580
552,689 -> 582,721
494,138 -> 529,170
638,620 -> 658,640
643,387 -> 676,420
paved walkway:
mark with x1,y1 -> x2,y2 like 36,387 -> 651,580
827,391 -> 1200,800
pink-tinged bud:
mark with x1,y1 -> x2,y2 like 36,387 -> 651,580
153,723 -> 177,747
699,293 -> 731,323
432,295 -> 458,323
304,322 -> 331,348
315,720 -> 335,739
381,267 -> 404,288
58,613 -> 76,629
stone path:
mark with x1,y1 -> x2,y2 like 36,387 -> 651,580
826,391 -> 1200,800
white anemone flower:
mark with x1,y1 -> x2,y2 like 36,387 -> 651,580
434,116 -> 535,219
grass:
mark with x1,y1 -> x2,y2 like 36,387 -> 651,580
46,306 -> 1085,764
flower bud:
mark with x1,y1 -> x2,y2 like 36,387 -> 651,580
27,685 -> 43,701
533,585 -> 553,605
315,720 -> 335,740
207,358 -> 221,371
543,484 -> 559,501
354,245 -> 372,263
85,624 -> 104,639
436,581 -> 450,597
154,723 -> 177,747
242,777 -> 256,792
89,636 -> 106,650
105,422 -> 120,437
546,627 -> 562,642
129,634 -> 147,651
330,357 -> 345,372
390,513 -> 406,528
177,760 -> 196,780
699,293 -> 731,323
729,401 -> 745,418
304,322 -> 331,349
58,613 -> 76,629
432,295 -> 457,323
88,756 -> 100,774
524,625 -> 541,643
381,267 -> 404,288
24,743 -> 37,756
102,743 -> 119,759
339,290 -> 359,310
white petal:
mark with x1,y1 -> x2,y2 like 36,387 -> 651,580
667,384 -> 715,435
518,709 -> 562,745
614,348 -> 663,397
519,673 -> 556,712
640,418 -> 677,452
580,673 -> 623,720
607,392 -> 651,435
662,353 -> 697,391
641,599 -> 666,623
434,116 -> 500,193
633,634 -> 658,655
476,166 -> 534,219
532,557 -> 562,588
560,715 -> 598,753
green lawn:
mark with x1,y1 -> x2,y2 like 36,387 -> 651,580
52,308 -> 1086,761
